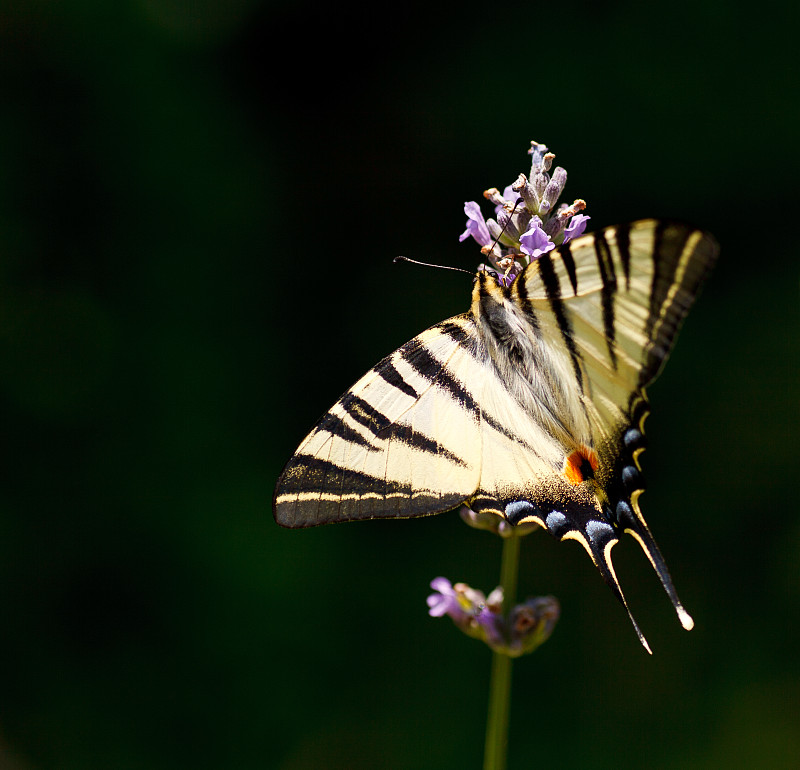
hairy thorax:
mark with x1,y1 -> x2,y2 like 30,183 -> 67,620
471,271 -> 588,449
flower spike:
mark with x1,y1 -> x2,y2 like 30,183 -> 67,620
460,141 -> 590,286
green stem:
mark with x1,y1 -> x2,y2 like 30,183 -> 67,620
483,533 -> 521,770
498,532 -> 521,616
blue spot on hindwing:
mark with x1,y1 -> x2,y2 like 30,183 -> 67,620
615,500 -> 634,527
623,428 -> 645,450
545,510 -> 568,536
504,500 -> 542,525
585,519 -> 615,544
621,465 -> 641,491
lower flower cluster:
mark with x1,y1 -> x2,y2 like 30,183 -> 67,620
427,577 -> 559,657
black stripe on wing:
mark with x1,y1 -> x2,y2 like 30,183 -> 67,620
278,454 -> 402,498
639,221 -> 718,387
537,253 -> 584,391
316,411 -> 378,450
370,315 -> 478,402
402,326 -> 533,451
592,229 -> 618,369
322,400 -> 467,467
276,454 -> 465,526
340,393 -> 391,436
375,359 -> 419,399
378,423 -> 467,467
400,345 -> 480,418
558,240 -> 579,296
615,221 -> 632,289
645,221 -> 691,344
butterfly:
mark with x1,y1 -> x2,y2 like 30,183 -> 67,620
273,219 -> 718,651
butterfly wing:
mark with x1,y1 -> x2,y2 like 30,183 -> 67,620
468,219 -> 718,647
274,315 -> 484,528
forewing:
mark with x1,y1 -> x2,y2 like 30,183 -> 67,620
515,220 -> 718,434
274,314 -> 482,527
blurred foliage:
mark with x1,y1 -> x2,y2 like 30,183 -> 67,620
0,0 -> 797,768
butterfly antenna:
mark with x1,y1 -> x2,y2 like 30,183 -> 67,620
393,256 -> 473,276
396,198 -> 525,278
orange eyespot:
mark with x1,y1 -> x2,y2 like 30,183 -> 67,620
564,447 -> 599,485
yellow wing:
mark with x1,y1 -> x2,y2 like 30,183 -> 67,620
274,315 -> 483,527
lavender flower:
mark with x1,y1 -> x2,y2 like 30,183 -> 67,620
564,212 -> 590,242
459,140 -> 591,286
427,576 -> 472,623
427,578 -> 560,657
519,217 -> 556,259
459,201 -> 492,248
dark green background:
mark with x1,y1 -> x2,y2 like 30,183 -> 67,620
0,1 -> 797,768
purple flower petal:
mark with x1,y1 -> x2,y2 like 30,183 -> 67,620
427,593 -> 455,617
429,576 -> 453,594
519,217 -> 556,259
427,577 -> 465,619
459,201 -> 492,247
563,214 -> 590,243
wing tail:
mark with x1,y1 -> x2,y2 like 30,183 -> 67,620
617,499 -> 695,631
550,508 -> 653,654
474,486 -> 655,652
582,535 -> 653,655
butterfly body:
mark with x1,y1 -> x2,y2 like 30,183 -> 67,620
274,219 -> 717,650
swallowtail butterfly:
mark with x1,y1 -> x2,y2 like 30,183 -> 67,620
274,219 -> 718,651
